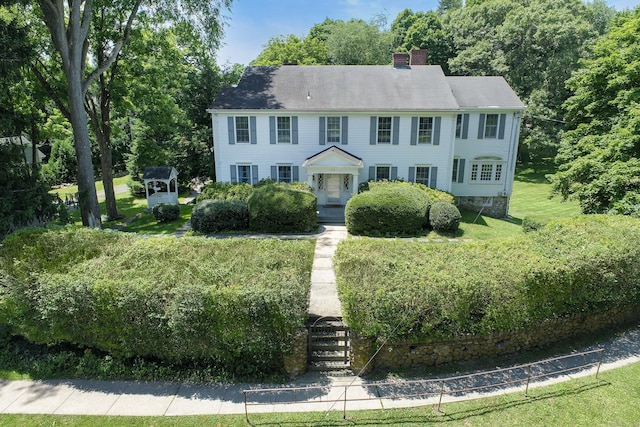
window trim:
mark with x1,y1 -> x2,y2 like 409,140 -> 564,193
277,164 -> 293,183
277,116 -> 291,143
470,160 -> 504,183
377,117 -> 392,144
484,113 -> 499,139
417,117 -> 433,144
236,164 -> 251,183
414,165 -> 431,186
326,116 -> 341,144
235,116 -> 251,143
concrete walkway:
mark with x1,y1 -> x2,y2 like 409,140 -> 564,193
1,322 -> 638,416
308,225 -> 348,319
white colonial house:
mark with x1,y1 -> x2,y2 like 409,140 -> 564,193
207,50 -> 525,217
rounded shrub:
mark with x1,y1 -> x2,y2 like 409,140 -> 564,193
429,201 -> 461,232
345,183 -> 430,235
152,203 -> 180,223
191,199 -> 249,233
247,183 -> 317,233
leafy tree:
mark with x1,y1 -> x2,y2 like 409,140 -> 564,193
2,0 -> 232,228
444,0 -> 600,160
552,8 -> 640,216
251,34 -> 327,65
402,11 -> 452,72
437,0 -> 462,15
324,19 -> 393,65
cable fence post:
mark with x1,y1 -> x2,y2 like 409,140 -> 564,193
244,391 -> 249,424
437,379 -> 445,413
343,385 -> 348,419
596,349 -> 604,379
525,364 -> 531,397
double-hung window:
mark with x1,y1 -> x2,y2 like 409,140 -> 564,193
277,117 -> 291,143
418,117 -> 433,144
237,165 -> 251,183
327,117 -> 341,144
376,166 -> 390,181
377,117 -> 392,143
415,166 -> 430,185
278,165 -> 292,183
484,114 -> 499,138
235,117 -> 250,143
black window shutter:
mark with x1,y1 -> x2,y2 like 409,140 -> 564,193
369,166 -> 375,180
392,117 -> 400,145
292,116 -> 298,144
230,165 -> 237,182
250,116 -> 257,144
430,167 -> 438,189
370,117 -> 376,145
342,116 -> 348,145
292,166 -> 299,182
458,159 -> 465,183
270,165 -> 277,180
251,165 -> 258,184
410,117 -> 418,145
433,117 -> 441,145
269,116 -> 276,144
498,113 -> 506,139
390,166 -> 398,180
462,114 -> 469,139
408,166 -> 415,182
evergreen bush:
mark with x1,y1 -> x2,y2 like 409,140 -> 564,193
345,182 -> 430,235
247,183 -> 317,232
429,201 -> 462,232
152,203 -> 180,222
191,199 -> 249,233
196,182 -> 254,202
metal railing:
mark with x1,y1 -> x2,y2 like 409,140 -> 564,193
243,348 -> 604,422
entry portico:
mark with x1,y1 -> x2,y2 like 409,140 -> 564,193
302,146 -> 363,207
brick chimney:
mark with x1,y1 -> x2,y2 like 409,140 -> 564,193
392,52 -> 409,68
410,49 -> 428,66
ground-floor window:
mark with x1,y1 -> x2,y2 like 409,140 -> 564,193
470,161 -> 503,183
278,165 -> 292,183
415,166 -> 430,186
237,165 -> 251,183
376,166 -> 390,181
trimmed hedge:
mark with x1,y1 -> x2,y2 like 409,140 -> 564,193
367,181 -> 455,204
522,215 -> 548,232
197,182 -> 254,203
335,215 -> 640,341
345,182 -> 430,235
152,203 -> 180,223
191,199 -> 249,233
429,201 -> 461,233
0,228 -> 315,377
247,183 -> 317,233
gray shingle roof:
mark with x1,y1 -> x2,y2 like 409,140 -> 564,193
142,166 -> 177,180
446,76 -> 525,109
211,65 -> 463,111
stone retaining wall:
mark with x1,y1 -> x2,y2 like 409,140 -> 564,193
457,196 -> 508,218
351,305 -> 639,374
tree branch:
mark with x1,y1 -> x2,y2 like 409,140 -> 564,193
30,60 -> 71,121
82,0 -> 142,95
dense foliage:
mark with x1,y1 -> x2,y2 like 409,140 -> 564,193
345,182 -> 430,235
0,228 -> 315,377
0,143 -> 56,240
190,199 -> 249,233
196,182 -> 254,202
552,7 -> 640,216
429,201 -> 462,233
151,203 -> 181,223
335,215 -> 640,341
247,183 -> 317,233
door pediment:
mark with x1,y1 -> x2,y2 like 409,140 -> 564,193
302,145 -> 363,169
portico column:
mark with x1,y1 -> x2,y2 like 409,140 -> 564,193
307,173 -> 314,190
352,173 -> 358,194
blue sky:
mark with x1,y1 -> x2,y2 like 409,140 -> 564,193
216,0 -> 640,66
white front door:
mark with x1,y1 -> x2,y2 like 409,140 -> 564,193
327,174 -> 341,205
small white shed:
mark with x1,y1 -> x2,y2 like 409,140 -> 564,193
142,166 -> 179,209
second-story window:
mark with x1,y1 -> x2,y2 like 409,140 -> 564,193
327,117 -> 341,144
277,117 -> 291,143
418,117 -> 433,144
235,117 -> 250,143
377,117 -> 392,143
484,114 -> 499,138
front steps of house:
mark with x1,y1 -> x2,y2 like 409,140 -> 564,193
307,317 -> 351,373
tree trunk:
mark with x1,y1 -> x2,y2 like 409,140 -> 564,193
68,66 -> 102,228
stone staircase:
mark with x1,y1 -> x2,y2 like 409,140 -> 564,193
307,317 -> 351,373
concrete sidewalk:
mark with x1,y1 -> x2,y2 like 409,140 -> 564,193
1,322 -> 638,416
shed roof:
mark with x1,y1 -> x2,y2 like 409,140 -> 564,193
446,76 -> 525,109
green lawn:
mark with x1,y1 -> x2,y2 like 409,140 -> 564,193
0,362 -> 637,426
441,159 -> 581,240
50,174 -> 130,198
120,204 -> 193,234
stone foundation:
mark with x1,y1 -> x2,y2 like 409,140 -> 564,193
351,305 -> 639,374
457,196 -> 509,218
283,329 -> 308,379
